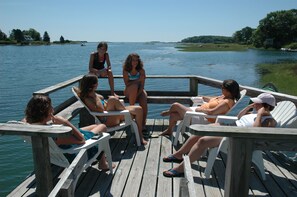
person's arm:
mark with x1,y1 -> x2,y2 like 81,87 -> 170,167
237,103 -> 254,119
84,94 -> 104,113
195,99 -> 231,115
105,53 -> 111,71
137,69 -> 146,96
253,107 -> 276,127
123,70 -> 140,87
202,96 -> 215,102
51,115 -> 85,143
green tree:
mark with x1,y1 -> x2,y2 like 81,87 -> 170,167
181,35 -> 234,43
60,35 -> 65,43
10,29 -> 24,43
0,29 -> 7,40
43,31 -> 50,42
252,9 -> 297,48
23,28 -> 41,41
233,27 -> 254,44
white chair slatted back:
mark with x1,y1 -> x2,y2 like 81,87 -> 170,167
204,100 -> 297,180
174,89 -> 247,146
271,101 -> 296,127
72,87 -> 141,146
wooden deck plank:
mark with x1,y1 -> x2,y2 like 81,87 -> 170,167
263,151 -> 297,196
108,131 -> 138,196
8,119 -> 297,197
157,119 -> 174,197
88,130 -> 128,197
139,119 -> 161,196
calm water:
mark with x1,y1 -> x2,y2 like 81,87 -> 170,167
0,42 -> 296,195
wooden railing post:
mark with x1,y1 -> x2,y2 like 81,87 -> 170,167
189,77 -> 198,96
31,136 -> 53,196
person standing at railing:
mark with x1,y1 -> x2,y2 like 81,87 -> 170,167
89,42 -> 118,97
123,53 -> 148,133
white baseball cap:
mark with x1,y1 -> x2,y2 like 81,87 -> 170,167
250,93 -> 276,107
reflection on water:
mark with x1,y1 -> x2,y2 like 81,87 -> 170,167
0,42 -> 297,195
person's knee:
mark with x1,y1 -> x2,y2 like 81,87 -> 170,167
197,137 -> 210,148
100,124 -> 107,132
172,102 -> 179,106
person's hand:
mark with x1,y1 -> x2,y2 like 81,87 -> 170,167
51,115 -> 67,125
257,106 -> 270,116
195,107 -> 202,112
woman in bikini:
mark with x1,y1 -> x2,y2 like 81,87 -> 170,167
76,74 -> 148,145
89,42 -> 117,97
160,79 -> 240,136
163,93 -> 277,177
24,94 -> 114,170
123,53 -> 148,132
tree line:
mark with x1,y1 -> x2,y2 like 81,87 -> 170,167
0,28 -> 51,44
181,9 -> 297,49
0,28 -> 71,45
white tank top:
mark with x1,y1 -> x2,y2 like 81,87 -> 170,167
236,113 -> 273,127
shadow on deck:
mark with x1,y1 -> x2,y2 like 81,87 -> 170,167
9,119 -> 297,197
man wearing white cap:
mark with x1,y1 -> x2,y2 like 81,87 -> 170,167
236,93 -> 277,127
163,92 -> 277,178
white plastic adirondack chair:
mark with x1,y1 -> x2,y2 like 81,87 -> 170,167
72,87 -> 141,146
173,89 -> 247,146
203,100 -> 297,180
7,121 -> 113,190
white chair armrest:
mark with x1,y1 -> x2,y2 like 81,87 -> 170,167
60,133 -> 110,154
215,115 -> 238,125
185,111 -> 206,117
90,109 -> 130,117
191,96 -> 205,107
185,111 -> 218,120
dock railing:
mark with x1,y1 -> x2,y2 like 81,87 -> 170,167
3,75 -> 297,196
33,75 -> 297,117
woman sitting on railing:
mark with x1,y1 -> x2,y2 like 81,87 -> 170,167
163,93 -> 277,177
23,94 -> 114,170
160,79 -> 240,136
75,74 -> 148,145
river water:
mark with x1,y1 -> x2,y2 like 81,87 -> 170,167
0,42 -> 296,195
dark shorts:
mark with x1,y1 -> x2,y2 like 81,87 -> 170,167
59,129 -> 98,162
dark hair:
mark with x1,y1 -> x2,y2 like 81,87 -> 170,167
78,74 -> 98,99
25,95 -> 52,123
123,53 -> 144,72
97,42 -> 108,50
222,79 -> 240,101
262,103 -> 275,111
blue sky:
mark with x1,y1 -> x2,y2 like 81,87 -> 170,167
1,0 -> 296,42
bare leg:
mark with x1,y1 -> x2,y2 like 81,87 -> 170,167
104,97 -> 126,127
98,153 -> 116,170
126,105 -> 148,145
138,90 -> 148,127
169,136 -> 222,174
81,124 -> 107,134
124,83 -> 139,105
160,102 -> 191,136
106,70 -> 118,97
169,135 -> 202,160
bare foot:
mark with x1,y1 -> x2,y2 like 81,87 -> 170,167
159,129 -> 172,136
112,92 -> 120,98
142,138 -> 148,145
99,162 -> 116,171
160,110 -> 170,116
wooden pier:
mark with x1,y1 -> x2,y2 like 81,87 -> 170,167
4,75 -> 297,196
8,119 -> 297,197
